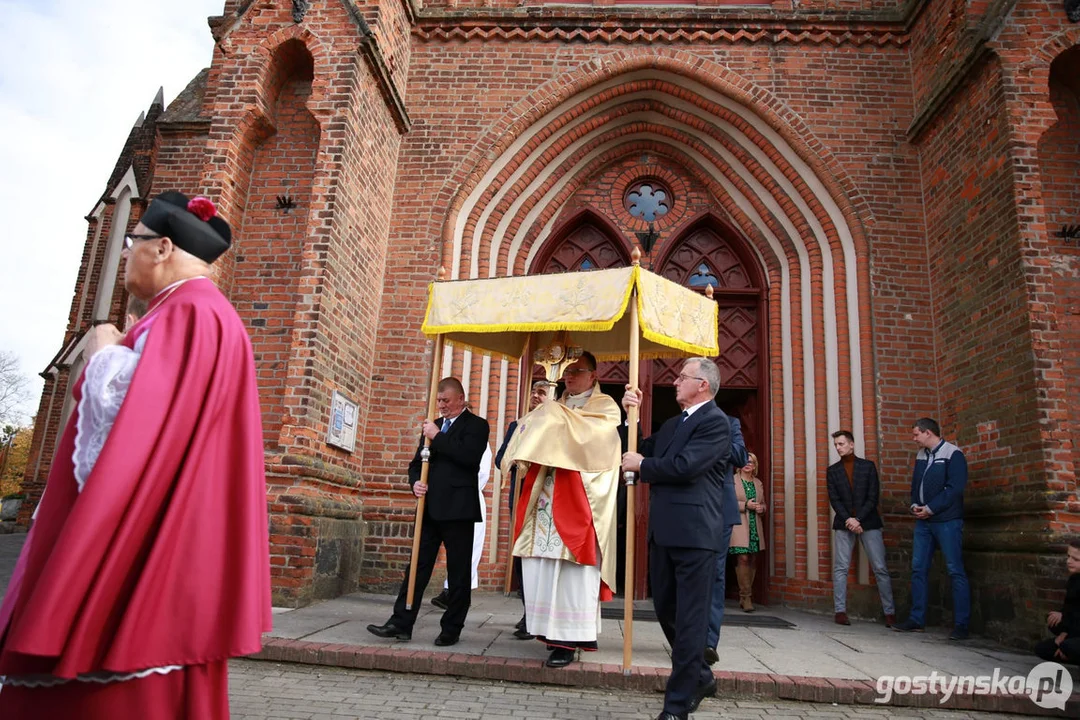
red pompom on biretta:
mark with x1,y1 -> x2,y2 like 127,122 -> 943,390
187,196 -> 217,222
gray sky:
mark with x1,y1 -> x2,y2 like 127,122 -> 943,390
0,0 -> 222,423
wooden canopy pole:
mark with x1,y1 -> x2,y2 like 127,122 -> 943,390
405,269 -> 447,611
503,336 -> 534,594
623,248 -> 642,673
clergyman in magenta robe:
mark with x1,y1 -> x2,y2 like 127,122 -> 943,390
0,192 -> 271,719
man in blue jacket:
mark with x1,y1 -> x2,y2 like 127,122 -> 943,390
703,416 -> 747,665
893,417 -> 971,640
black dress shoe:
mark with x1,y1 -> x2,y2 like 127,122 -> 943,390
703,646 -> 719,666
366,621 -> 411,641
687,677 -> 717,713
545,647 -> 576,668
655,712 -> 687,720
431,590 -> 449,610
513,628 -> 535,640
433,632 -> 459,647
515,615 -> 527,631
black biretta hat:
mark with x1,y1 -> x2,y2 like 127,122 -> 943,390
140,191 -> 232,263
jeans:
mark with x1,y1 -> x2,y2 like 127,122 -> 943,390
705,523 -> 734,648
909,518 -> 970,628
832,528 -> 895,614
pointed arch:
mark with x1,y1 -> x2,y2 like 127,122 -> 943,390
655,212 -> 767,292
531,207 -> 633,274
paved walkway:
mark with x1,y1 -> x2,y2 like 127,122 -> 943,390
268,591 -> 1038,682
230,659 -> 1031,719
259,590 -> 1079,716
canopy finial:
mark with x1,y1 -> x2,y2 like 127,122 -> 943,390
705,283 -> 714,299
631,247 -> 642,266
437,266 -> 447,281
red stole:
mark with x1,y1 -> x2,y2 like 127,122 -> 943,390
514,465 -> 613,602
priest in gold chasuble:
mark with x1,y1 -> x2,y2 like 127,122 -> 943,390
503,352 -> 621,668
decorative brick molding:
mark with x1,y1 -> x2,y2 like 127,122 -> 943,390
249,637 -> 1080,716
414,24 -> 910,47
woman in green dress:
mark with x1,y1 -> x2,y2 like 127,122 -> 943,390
729,452 -> 766,612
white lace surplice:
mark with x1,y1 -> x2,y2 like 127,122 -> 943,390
0,330 -> 183,689
72,332 -> 147,491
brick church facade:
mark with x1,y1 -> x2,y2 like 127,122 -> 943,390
20,0 -> 1079,647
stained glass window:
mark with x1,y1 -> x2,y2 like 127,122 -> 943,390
688,263 -> 719,287
625,182 -> 671,222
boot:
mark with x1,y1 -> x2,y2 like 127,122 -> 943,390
737,563 -> 754,613
746,561 -> 758,610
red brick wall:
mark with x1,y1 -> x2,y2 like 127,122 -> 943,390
231,53 -> 318,446
909,0 -> 972,114
917,54 -> 1034,488
1039,48 -> 1080,501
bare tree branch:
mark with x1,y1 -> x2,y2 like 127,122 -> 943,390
0,351 -> 31,426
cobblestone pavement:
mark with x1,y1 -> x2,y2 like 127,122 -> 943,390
229,660 -> 1029,720
0,533 -> 24,601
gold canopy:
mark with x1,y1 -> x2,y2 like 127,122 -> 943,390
420,265 -> 718,360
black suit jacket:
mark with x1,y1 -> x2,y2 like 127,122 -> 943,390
825,456 -> 884,531
639,403 -> 732,551
408,409 -> 490,523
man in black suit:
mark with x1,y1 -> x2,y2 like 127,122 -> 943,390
825,430 -> 895,628
622,357 -> 732,720
367,377 -> 490,646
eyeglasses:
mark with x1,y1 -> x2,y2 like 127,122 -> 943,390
562,368 -> 593,377
124,233 -> 163,249
676,372 -> 707,383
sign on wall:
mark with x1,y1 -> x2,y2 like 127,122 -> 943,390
326,390 -> 358,453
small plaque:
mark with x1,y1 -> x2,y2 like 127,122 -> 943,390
326,390 -> 358,452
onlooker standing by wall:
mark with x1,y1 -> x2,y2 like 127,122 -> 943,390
1034,539 -> 1080,664
825,430 -> 895,627
894,418 -> 970,640
729,453 -> 766,613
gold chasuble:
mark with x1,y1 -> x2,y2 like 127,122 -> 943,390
505,385 -> 621,599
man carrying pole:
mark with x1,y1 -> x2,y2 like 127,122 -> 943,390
367,378 -> 489,647
505,349 -> 621,668
622,357 -> 732,720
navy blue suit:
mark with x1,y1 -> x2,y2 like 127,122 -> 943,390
706,417 -> 747,648
640,402 -> 732,717
495,420 -> 523,596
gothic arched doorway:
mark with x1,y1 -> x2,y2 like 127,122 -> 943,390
652,215 -> 769,603
530,210 -> 769,603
